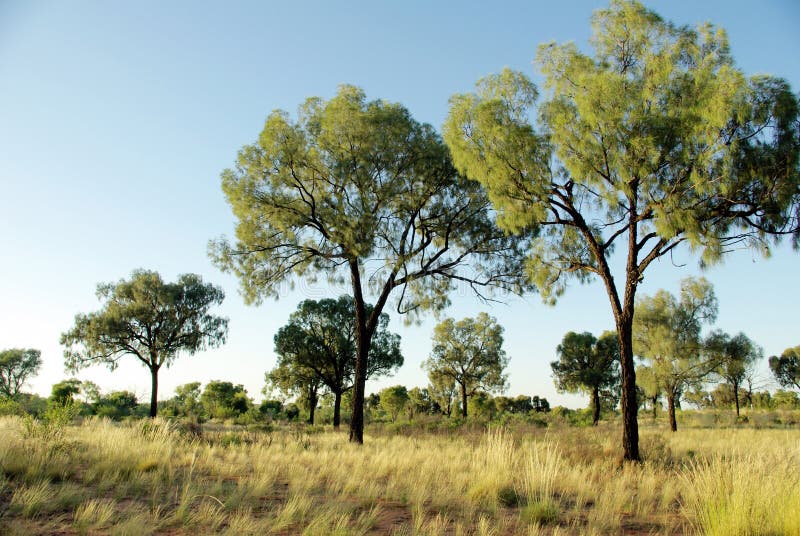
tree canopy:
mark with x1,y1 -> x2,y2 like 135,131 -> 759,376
443,0 -> 800,459
211,85 -> 527,442
551,331 -> 620,425
61,270 -> 228,417
0,348 -> 42,399
633,277 -> 718,431
706,331 -> 762,416
770,346 -> 800,392
423,312 -> 508,418
270,296 -> 403,427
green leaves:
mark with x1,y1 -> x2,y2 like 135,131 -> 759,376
0,348 -> 42,399
60,270 -> 228,372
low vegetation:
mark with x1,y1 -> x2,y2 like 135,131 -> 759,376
1,412 -> 798,535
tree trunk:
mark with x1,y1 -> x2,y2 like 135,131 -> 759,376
651,396 -> 658,420
733,380 -> 740,417
333,391 -> 342,429
460,383 -> 468,418
307,389 -> 317,425
616,315 -> 640,460
348,260 -> 372,444
149,365 -> 159,418
592,387 -> 601,426
667,392 -> 677,432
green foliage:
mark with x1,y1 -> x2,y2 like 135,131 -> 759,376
379,385 -> 409,423
444,0 -> 800,458
61,270 -> 228,417
0,348 -> 42,399
706,331 -> 762,414
50,378 -> 82,405
21,401 -> 79,446
769,346 -> 800,391
269,296 -> 403,425
633,277 -> 719,429
94,391 -> 138,421
200,381 -> 252,420
551,330 -> 619,423
423,313 -> 508,417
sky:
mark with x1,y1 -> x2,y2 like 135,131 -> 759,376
1,0 -> 798,409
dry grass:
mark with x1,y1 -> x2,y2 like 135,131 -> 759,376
0,415 -> 798,534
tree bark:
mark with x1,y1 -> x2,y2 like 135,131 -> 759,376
617,314 -> 640,460
460,383 -> 468,418
592,387 -> 601,426
149,365 -> 159,418
733,380 -> 740,417
349,260 -> 371,444
307,389 -> 317,425
667,392 -> 677,432
333,391 -> 342,429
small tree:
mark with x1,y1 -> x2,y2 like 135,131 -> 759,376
270,296 -> 403,428
210,86 -> 526,444
50,379 -> 82,405
633,278 -> 719,431
379,385 -> 410,423
551,331 -> 620,425
201,381 -> 251,420
61,270 -> 228,417
265,364 -> 323,424
423,313 -> 508,418
635,365 -> 662,419
769,346 -> 800,392
427,371 -> 457,417
95,391 -> 138,420
407,387 -> 434,419
706,331 -> 763,416
0,348 -> 42,399
444,0 -> 800,460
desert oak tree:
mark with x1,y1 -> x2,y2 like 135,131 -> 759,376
271,296 -> 402,428
423,313 -> 508,418
444,1 -> 800,459
211,86 -> 527,443
0,348 -> 42,399
551,331 -> 620,425
61,270 -> 228,417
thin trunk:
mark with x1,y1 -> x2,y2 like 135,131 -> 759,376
592,387 -> 601,426
460,383 -> 468,418
733,380 -> 740,417
651,396 -> 657,420
333,391 -> 342,429
667,392 -> 677,432
149,365 -> 159,418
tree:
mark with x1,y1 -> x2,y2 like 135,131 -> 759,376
210,86 -> 526,444
201,381 -> 251,420
423,313 -> 508,418
50,378 -> 82,405
270,296 -> 403,428
551,331 -> 620,425
0,348 -> 42,399
379,385 -> 410,423
427,370 -> 457,417
633,278 -> 719,432
635,365 -> 662,419
706,331 -> 763,416
769,346 -> 800,392
407,387 -> 435,419
61,270 -> 228,417
531,396 -> 550,413
265,363 -> 323,424
95,391 -> 139,420
444,1 -> 800,460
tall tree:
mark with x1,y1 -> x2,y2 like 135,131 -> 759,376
551,331 -> 620,425
706,331 -> 763,416
61,270 -> 228,417
211,85 -> 526,443
444,1 -> 800,460
270,296 -> 403,428
0,348 -> 42,399
423,313 -> 508,418
769,346 -> 800,392
633,277 -> 719,432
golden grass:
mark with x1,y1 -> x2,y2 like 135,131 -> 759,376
0,415 -> 798,534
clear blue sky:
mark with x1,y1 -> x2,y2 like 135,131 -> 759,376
1,1 -> 798,408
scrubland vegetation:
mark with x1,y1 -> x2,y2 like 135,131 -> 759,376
1,410 -> 799,535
